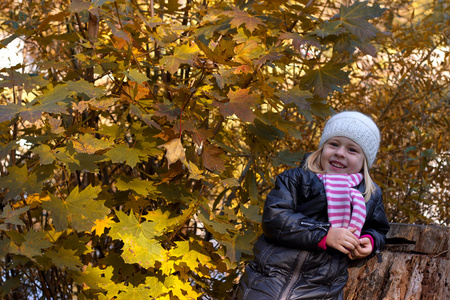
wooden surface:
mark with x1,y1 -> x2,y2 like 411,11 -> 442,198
344,223 -> 449,300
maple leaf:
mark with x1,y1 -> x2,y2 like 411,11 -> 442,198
0,165 -> 42,201
216,88 -> 259,122
120,233 -> 166,268
66,79 -> 105,99
220,229 -> 257,263
9,230 -> 53,258
275,86 -> 313,110
254,51 -> 283,68
72,265 -> 114,289
164,274 -> 202,299
124,69 -> 150,85
169,240 -> 210,273
228,9 -> 265,32
115,176 -> 157,196
44,247 -> 82,270
240,203 -> 261,223
311,20 -> 346,38
92,216 -> 114,236
53,144 -> 105,173
48,117 -> 65,134
248,119 -> 285,143
0,238 -> 10,258
160,43 -> 199,74
105,144 -> 146,168
197,206 -> 235,237
278,32 -> 321,51
0,140 -> 18,159
202,144 -> 226,172
301,63 -> 350,98
0,103 -> 23,123
22,193 -> 50,209
71,133 -> 112,154
32,144 -> 56,165
234,39 -> 265,65
108,210 -> 157,240
0,204 -> 29,226
42,185 -> 109,232
339,1 -> 386,41
153,102 -> 181,122
158,138 -> 186,167
272,149 -> 306,167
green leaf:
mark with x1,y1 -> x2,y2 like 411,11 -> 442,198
0,204 -> 29,226
115,176 -> 157,196
44,247 -> 82,270
66,79 -> 105,98
0,141 -> 18,159
301,63 -> 350,98
32,144 -> 56,165
340,1 -> 386,20
105,144 -> 146,167
42,185 -> 108,232
272,150 -> 305,167
339,1 -> 386,41
0,238 -> 11,258
240,203 -> 261,223
124,69 -> 150,85
247,119 -> 285,142
9,231 -> 53,258
311,20 -> 345,38
0,275 -> 21,297
275,86 -> 313,110
109,210 -> 157,240
0,165 -> 42,200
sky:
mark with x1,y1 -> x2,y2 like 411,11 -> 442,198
0,36 -> 23,69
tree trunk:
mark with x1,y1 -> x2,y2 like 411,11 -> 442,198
344,223 -> 449,300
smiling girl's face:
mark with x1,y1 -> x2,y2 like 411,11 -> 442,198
320,136 -> 365,175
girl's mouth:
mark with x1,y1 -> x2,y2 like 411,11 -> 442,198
330,161 -> 345,169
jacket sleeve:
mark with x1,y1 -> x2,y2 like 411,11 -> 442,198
262,170 -> 330,251
360,187 -> 390,256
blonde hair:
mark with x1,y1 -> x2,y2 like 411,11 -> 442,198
303,146 -> 377,202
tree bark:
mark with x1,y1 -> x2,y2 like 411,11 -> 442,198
345,223 -> 449,300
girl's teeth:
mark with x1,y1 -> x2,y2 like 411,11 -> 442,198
331,162 -> 344,168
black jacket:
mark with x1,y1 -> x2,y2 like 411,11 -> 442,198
235,166 -> 390,300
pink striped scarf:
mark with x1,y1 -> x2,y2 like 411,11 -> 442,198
317,173 -> 366,238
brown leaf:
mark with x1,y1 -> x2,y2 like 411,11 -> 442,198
216,88 -> 259,123
202,145 -> 225,172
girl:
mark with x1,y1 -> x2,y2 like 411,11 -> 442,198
234,111 -> 390,300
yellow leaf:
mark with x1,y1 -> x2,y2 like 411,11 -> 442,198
92,216 -> 114,235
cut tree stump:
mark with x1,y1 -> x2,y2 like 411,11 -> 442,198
344,223 -> 449,300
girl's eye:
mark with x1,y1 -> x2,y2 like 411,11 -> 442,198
329,142 -> 338,147
348,148 -> 358,153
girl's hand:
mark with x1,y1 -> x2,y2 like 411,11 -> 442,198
325,227 -> 360,254
348,237 -> 373,260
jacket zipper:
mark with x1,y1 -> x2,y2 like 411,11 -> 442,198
300,221 -> 330,232
278,250 -> 308,300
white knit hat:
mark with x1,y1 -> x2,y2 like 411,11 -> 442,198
319,111 -> 380,167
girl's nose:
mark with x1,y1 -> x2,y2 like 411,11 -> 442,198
335,146 -> 345,156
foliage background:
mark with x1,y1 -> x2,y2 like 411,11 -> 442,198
0,0 -> 448,298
